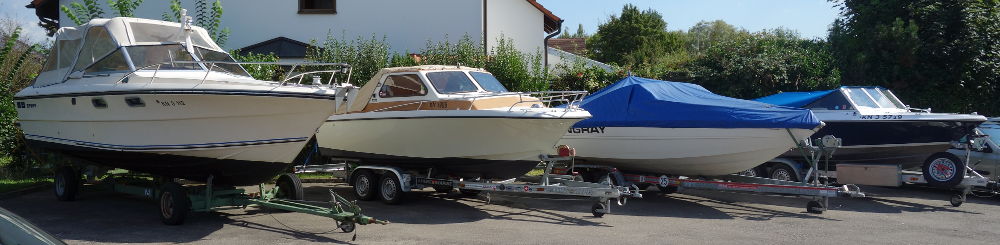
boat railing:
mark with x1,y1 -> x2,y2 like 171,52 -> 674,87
114,61 -> 352,88
369,90 -> 589,113
506,91 -> 589,112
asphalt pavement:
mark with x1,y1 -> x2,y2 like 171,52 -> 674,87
2,182 -> 999,244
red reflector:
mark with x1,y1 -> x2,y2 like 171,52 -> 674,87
557,145 -> 576,156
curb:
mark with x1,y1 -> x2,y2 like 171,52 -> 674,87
0,183 -> 52,200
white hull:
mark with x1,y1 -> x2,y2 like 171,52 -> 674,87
559,127 -> 817,176
316,109 -> 589,178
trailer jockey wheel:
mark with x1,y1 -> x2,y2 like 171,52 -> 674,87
806,200 -> 825,214
159,182 -> 191,225
276,174 -> 304,200
950,194 -> 966,207
351,170 -> 378,201
54,166 -> 80,201
338,221 -> 356,233
591,202 -> 607,218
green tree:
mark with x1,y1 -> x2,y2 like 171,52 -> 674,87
61,0 -> 105,25
2,28 -> 44,170
587,4 -> 685,66
107,0 -> 144,17
687,20 -> 743,56
829,0 -> 1000,114
573,23 -> 587,38
688,29 -> 841,99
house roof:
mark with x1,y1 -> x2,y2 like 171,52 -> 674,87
526,0 -> 562,33
547,38 -> 586,55
236,37 -> 314,58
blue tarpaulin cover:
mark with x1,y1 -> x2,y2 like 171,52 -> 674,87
753,90 -> 837,108
572,76 -> 822,129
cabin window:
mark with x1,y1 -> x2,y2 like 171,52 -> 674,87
73,27 -> 118,72
126,45 -> 201,70
91,97 -> 108,108
843,88 -> 880,109
378,74 -> 427,98
426,71 -> 479,94
299,0 -> 336,14
84,49 -> 130,73
56,38 -> 82,72
470,72 -> 509,93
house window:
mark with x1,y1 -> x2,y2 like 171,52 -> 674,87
299,0 -> 336,14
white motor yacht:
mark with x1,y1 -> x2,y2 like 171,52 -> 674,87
315,66 -> 591,179
14,17 -> 344,186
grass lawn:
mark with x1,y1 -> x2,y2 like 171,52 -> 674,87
0,178 -> 53,193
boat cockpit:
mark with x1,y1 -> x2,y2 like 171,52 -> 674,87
801,87 -> 911,113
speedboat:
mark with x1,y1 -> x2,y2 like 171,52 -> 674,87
315,66 -> 591,179
755,86 -> 987,169
557,76 -> 823,176
14,17 -> 342,186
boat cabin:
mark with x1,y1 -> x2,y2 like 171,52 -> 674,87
31,17 -> 247,88
339,66 -> 544,114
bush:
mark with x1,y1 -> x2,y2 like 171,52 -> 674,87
1,27 -> 47,179
305,33 -> 549,91
229,51 -> 280,81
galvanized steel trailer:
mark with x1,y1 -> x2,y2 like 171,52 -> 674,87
346,155 -> 643,217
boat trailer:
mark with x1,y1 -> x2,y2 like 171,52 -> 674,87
50,163 -> 386,231
347,155 -> 643,217
612,134 -> 866,214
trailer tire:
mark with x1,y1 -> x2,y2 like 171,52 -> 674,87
159,182 -> 191,225
770,164 -> 799,182
276,174 -> 304,200
923,153 -> 965,188
950,194 -> 965,207
379,173 -> 405,204
806,200 -> 825,214
352,170 -> 378,201
591,202 -> 606,218
54,166 -> 80,201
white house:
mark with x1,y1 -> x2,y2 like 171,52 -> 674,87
36,0 -> 563,62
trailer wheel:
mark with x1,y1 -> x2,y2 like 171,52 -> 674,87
950,194 -> 965,207
923,153 -> 965,188
379,173 -> 404,204
352,170 -> 378,201
591,202 -> 606,218
159,182 -> 191,225
770,164 -> 799,182
739,167 -> 764,178
276,174 -> 304,200
338,221 -> 356,233
53,166 -> 80,201
806,200 -> 825,214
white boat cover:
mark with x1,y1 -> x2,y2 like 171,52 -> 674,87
33,17 -> 221,87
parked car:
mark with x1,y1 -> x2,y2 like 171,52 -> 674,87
924,119 -> 1000,187
0,206 -> 65,245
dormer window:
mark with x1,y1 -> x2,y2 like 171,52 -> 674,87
299,0 -> 336,14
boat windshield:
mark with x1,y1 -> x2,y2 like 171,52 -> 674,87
126,44 -> 251,77
844,87 -> 906,109
426,71 -> 479,94
469,72 -> 508,93
978,124 -> 1000,146
127,45 -> 201,70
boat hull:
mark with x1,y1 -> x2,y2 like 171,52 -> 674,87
784,120 -> 983,169
15,92 -> 334,186
559,127 -> 817,176
317,110 -> 588,179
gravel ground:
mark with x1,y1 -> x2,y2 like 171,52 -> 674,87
1,182 -> 999,245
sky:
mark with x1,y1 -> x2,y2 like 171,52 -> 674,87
1,0 -> 842,44
0,0 -> 51,44
537,0 -> 842,39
